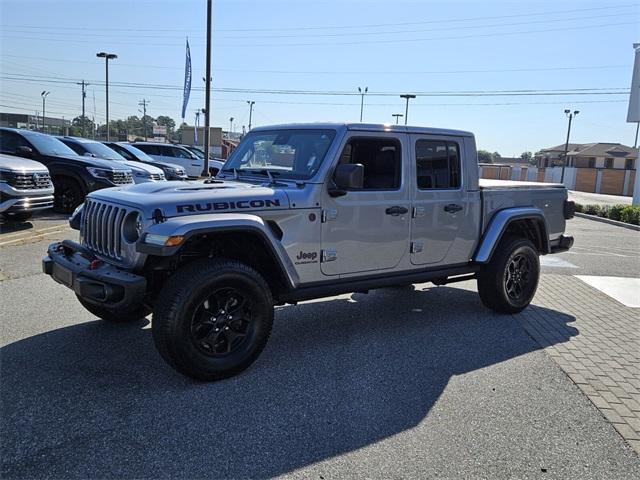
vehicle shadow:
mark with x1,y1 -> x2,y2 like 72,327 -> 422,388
0,285 -> 578,479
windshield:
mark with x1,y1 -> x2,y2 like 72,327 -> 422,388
187,146 -> 205,159
223,129 -> 336,180
27,133 -> 78,156
120,144 -> 154,161
82,141 -> 126,160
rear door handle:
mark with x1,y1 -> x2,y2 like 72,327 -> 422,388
444,203 -> 463,213
385,206 -> 409,216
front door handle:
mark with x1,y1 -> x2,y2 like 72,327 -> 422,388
385,206 -> 409,216
444,203 -> 463,213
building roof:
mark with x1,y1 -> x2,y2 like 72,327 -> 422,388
566,143 -> 637,158
539,142 -> 637,159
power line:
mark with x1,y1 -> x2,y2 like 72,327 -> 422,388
1,3 -> 634,33
1,20 -> 635,47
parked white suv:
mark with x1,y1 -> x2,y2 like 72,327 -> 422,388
133,142 -> 212,178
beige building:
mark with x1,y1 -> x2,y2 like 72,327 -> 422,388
536,143 -> 637,170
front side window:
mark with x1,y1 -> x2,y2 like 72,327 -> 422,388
337,137 -> 401,190
416,139 -> 461,189
224,129 -> 336,180
170,147 -> 194,159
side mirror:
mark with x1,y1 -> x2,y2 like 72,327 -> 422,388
329,163 -> 364,197
17,146 -> 33,157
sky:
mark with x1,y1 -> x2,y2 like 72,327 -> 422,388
0,0 -> 638,154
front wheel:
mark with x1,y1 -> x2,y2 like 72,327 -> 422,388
477,236 -> 540,314
53,177 -> 84,213
152,259 -> 274,381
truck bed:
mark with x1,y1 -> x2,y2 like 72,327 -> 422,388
479,178 -> 565,190
479,178 -> 568,240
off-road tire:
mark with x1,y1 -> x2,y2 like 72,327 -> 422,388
53,176 -> 84,213
477,235 -> 540,314
77,296 -> 151,323
152,259 -> 274,381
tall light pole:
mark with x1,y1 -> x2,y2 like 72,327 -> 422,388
40,91 -> 50,133
247,101 -> 255,131
392,113 -> 403,124
358,87 -> 368,122
560,109 -> 579,184
400,94 -> 416,125
229,117 -> 234,135
202,0 -> 213,176
96,52 -> 117,140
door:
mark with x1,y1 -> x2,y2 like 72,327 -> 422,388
409,135 -> 473,266
166,146 -> 203,177
320,134 -> 410,276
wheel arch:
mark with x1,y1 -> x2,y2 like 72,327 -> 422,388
474,207 -> 549,264
139,213 -> 299,296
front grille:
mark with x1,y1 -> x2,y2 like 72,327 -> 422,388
149,173 -> 165,181
109,171 -> 134,185
82,199 -> 128,260
5,171 -> 53,190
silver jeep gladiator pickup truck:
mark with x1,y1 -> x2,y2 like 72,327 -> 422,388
43,123 -> 574,380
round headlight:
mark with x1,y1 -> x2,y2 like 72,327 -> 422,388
123,212 -> 143,243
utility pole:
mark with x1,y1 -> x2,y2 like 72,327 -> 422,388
202,0 -> 213,176
138,99 -> 149,141
229,117 -> 234,136
247,101 -> 255,131
41,91 -> 50,133
400,94 -> 416,125
77,80 -> 89,137
96,52 -> 117,140
392,113 -> 403,124
560,109 -> 579,184
358,87 -> 368,122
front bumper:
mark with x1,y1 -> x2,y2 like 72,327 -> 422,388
0,183 -> 54,213
42,240 -> 146,309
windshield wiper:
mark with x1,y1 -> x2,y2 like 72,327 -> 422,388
244,169 -> 281,183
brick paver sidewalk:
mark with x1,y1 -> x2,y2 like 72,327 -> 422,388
519,274 -> 640,453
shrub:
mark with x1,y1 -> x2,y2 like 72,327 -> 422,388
574,203 -> 583,213
608,204 -> 625,221
619,205 -> 640,225
583,204 -> 601,216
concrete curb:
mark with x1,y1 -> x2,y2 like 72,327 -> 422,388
575,212 -> 640,231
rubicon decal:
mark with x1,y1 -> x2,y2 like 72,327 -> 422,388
176,199 -> 281,213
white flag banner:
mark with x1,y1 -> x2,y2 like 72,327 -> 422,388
627,43 -> 640,123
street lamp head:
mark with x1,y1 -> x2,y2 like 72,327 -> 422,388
365,87 -> 368,93
97,52 -> 117,59
358,87 -> 361,93
564,109 -> 570,114
574,110 -> 580,116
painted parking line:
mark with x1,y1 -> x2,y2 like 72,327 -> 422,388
575,275 -> 640,308
540,256 -> 578,268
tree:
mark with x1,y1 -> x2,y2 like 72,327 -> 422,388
520,151 -> 533,163
70,116 -> 95,138
156,115 -> 176,133
491,151 -> 502,162
477,149 -> 493,163
173,121 -> 188,143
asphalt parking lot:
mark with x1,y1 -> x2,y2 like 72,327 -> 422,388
1,213 -> 639,478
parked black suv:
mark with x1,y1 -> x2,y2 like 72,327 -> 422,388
0,128 -> 133,212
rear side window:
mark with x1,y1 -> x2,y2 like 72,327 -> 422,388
136,144 -> 159,155
338,138 -> 401,190
415,140 -> 461,189
0,131 -> 30,153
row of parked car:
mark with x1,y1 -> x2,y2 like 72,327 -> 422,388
0,127 -> 225,220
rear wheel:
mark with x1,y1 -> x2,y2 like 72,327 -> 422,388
152,259 -> 274,381
53,177 -> 84,213
77,296 -> 151,323
477,236 -> 540,314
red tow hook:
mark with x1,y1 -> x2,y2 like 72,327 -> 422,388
89,259 -> 102,270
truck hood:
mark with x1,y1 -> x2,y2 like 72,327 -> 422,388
87,179 -> 290,218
